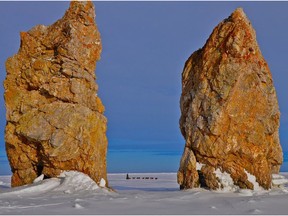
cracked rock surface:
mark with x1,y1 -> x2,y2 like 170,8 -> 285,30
4,1 -> 108,187
178,8 -> 282,190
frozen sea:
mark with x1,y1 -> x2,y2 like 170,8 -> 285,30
1,171 -> 288,215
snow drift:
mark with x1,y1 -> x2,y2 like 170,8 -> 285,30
0,171 -> 106,197
1,172 -> 288,215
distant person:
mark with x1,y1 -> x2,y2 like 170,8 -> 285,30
126,173 -> 130,180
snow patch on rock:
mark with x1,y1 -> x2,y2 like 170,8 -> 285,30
99,178 -> 106,187
244,170 -> 263,191
214,168 -> 239,192
196,162 -> 204,171
33,174 -> 44,183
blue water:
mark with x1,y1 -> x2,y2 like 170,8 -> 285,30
107,150 -> 288,173
0,153 -> 11,175
282,152 -> 288,172
1,150 -> 288,175
107,149 -> 182,173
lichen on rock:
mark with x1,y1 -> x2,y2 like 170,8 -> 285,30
4,1 -> 108,187
178,8 -> 283,190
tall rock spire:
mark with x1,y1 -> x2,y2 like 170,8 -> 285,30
4,1 -> 108,187
178,8 -> 282,190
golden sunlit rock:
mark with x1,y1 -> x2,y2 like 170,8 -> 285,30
178,8 -> 282,190
4,1 -> 108,187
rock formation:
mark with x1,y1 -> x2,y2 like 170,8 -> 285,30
4,1 -> 108,187
178,8 -> 283,190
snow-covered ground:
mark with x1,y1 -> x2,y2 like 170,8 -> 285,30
1,172 -> 288,215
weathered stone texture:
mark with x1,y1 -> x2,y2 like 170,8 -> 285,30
4,1 -> 108,187
178,8 -> 282,190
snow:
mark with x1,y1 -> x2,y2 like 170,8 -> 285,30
272,173 -> 288,186
33,174 -> 44,183
214,168 -> 239,192
73,203 -> 84,209
99,178 -> 106,187
244,169 -> 263,191
55,171 -> 100,192
196,162 -> 204,170
0,177 -> 61,197
0,172 -> 288,214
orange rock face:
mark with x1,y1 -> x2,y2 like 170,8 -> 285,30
178,8 -> 283,190
4,1 -> 108,187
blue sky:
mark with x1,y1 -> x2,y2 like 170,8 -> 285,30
0,1 -> 288,175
